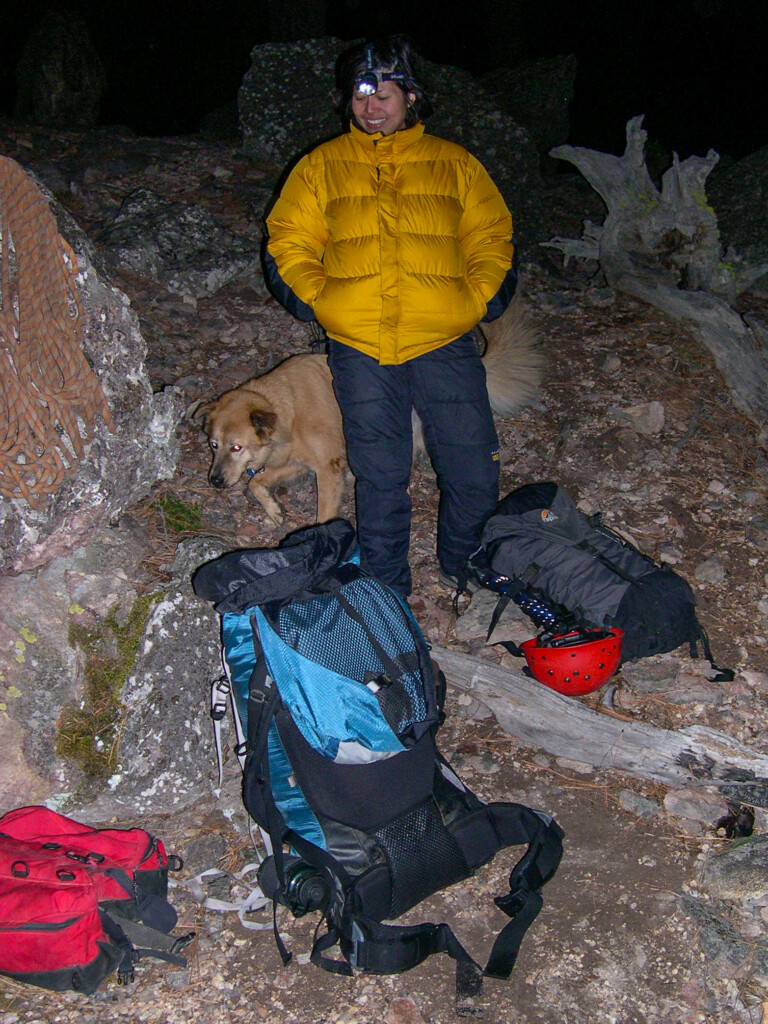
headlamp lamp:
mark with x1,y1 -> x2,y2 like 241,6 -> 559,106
354,44 -> 406,97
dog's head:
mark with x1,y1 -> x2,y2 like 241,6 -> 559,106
190,390 -> 278,489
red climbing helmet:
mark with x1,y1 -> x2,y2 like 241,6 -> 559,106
521,627 -> 624,696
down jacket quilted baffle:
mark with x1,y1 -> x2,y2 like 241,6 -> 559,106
265,122 -> 515,365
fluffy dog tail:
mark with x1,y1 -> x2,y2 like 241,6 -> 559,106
480,296 -> 545,418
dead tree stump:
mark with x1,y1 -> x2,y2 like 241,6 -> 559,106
544,115 -> 768,427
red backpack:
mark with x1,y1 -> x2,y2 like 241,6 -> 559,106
0,805 -> 191,993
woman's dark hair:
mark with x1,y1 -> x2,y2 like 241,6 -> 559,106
335,35 -> 433,128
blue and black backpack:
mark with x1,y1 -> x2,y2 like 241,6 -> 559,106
193,520 -> 563,1006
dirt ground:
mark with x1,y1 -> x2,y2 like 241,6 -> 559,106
1,123 -> 767,1023
0,726 -> 715,1024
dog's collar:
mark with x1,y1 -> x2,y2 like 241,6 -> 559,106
246,467 -> 265,478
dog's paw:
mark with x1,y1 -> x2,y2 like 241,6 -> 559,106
246,486 -> 284,525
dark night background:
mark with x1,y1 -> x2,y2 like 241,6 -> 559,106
2,0 -> 768,161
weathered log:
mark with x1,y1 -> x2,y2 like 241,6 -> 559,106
603,258 -> 768,428
543,116 -> 768,426
433,645 -> 768,808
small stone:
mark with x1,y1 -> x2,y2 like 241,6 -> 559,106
586,286 -> 616,307
618,789 -> 661,818
664,670 -> 724,706
537,291 -> 578,315
741,489 -> 762,507
384,997 -> 426,1024
746,518 -> 768,551
739,918 -> 764,940
555,757 -> 593,775
463,752 -> 500,775
460,698 -> 494,722
602,354 -> 622,374
739,669 -> 768,693
658,543 -> 683,565
454,587 -> 523,642
694,555 -> 727,584
616,400 -> 665,435
165,969 -> 190,990
620,654 -> 679,693
664,787 -> 729,826
700,834 -> 768,900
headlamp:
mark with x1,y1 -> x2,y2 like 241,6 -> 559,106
354,70 -> 405,96
354,44 -> 405,97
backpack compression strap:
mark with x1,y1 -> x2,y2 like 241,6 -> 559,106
331,913 -> 486,1002
693,619 -> 734,682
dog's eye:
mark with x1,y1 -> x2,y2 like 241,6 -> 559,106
209,440 -> 218,450
231,444 -> 242,453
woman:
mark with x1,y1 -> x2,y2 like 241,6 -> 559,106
264,36 -> 517,598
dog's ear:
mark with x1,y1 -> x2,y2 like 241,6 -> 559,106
187,398 -> 214,425
250,409 -> 277,440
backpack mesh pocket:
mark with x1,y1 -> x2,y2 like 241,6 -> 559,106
373,796 -> 470,919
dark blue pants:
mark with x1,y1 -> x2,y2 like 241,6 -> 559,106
327,334 -> 499,596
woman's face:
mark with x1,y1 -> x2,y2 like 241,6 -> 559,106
351,83 -> 415,135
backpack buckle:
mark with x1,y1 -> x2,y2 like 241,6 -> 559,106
494,888 -> 529,918
211,676 -> 231,722
348,921 -> 366,969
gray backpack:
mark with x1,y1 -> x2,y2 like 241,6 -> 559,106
464,481 -> 731,675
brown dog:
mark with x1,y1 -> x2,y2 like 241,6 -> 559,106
193,298 -> 544,525
191,353 -> 346,525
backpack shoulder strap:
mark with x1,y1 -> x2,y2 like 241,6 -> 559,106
103,913 -> 193,980
481,803 -> 563,979
313,799 -> 563,1006
241,651 -> 286,854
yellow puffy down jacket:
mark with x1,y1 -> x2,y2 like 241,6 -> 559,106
265,122 -> 514,365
